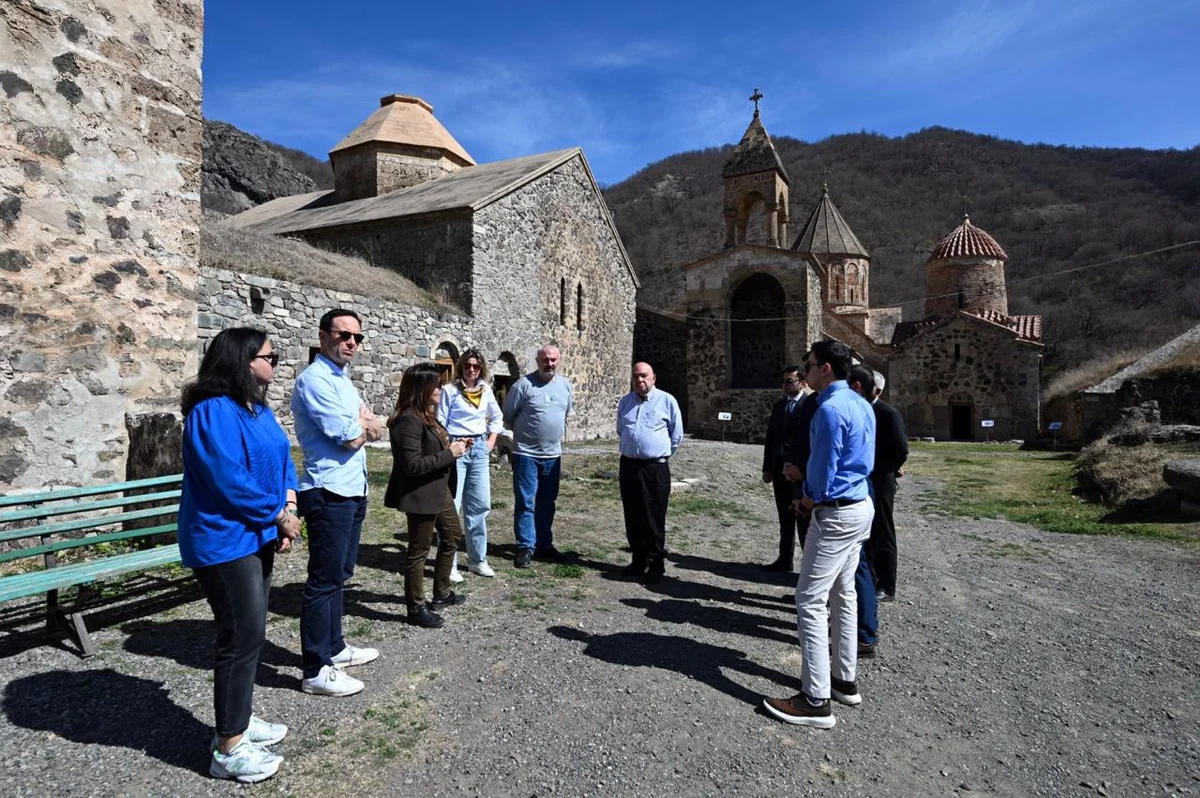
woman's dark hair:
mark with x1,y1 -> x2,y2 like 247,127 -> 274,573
182,327 -> 269,417
388,362 -> 447,440
456,348 -> 489,383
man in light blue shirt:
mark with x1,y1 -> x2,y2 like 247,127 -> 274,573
503,344 -> 574,567
617,362 -> 682,584
765,340 -> 876,730
292,309 -> 384,698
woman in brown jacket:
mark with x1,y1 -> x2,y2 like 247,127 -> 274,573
384,363 -> 472,628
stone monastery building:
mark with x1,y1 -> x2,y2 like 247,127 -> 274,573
226,93 -> 638,442
644,100 -> 1042,443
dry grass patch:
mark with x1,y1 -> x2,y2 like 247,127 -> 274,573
1044,348 -> 1147,401
201,221 -> 457,310
1075,426 -> 1200,504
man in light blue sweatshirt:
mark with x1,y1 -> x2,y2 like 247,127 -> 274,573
502,344 -> 574,568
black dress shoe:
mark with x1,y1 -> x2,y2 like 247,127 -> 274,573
406,606 -> 445,628
642,569 -> 664,585
430,591 -> 468,609
620,562 -> 646,578
762,560 -> 792,573
858,642 -> 877,659
514,549 -> 533,569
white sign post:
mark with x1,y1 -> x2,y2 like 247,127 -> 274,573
981,419 -> 995,442
717,411 -> 732,442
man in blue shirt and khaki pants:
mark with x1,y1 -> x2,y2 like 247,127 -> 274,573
764,341 -> 876,729
616,362 -> 683,584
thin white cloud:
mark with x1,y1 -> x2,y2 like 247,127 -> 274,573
570,40 -> 685,70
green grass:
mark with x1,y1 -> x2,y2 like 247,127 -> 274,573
552,563 -> 584,579
670,495 -> 741,516
911,442 -> 1199,543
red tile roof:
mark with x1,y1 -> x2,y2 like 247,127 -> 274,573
929,215 -> 1008,261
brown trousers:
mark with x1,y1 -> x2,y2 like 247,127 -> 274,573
404,489 -> 463,612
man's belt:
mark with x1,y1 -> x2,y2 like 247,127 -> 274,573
814,497 -> 866,508
620,455 -> 668,464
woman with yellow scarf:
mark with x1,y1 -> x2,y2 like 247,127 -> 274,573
437,349 -> 505,578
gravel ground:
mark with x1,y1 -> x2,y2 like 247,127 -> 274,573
0,437 -> 1196,797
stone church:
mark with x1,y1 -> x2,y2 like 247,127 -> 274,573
643,99 -> 1042,443
666,103 -> 901,441
889,217 -> 1042,441
226,93 -> 638,440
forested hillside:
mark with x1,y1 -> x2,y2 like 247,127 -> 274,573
601,127 -> 1200,376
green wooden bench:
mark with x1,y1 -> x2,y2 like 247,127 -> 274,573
0,474 -> 183,656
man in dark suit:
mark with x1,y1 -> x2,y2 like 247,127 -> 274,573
866,370 -> 907,602
761,366 -> 811,572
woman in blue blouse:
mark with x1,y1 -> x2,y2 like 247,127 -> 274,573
437,349 -> 504,578
179,327 -> 301,783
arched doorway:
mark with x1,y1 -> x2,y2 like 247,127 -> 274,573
434,340 -> 460,384
729,273 -> 785,389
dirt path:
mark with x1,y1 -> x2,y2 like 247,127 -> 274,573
0,438 -> 1196,796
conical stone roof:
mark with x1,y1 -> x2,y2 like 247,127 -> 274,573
721,112 -> 790,184
929,215 -> 1007,261
330,94 -> 475,166
791,184 -> 869,258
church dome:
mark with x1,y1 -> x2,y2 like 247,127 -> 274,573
929,215 -> 1007,261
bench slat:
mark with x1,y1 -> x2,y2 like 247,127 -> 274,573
0,505 -> 180,544
0,474 -> 182,509
0,524 -> 178,565
0,489 -> 181,524
0,544 -> 182,603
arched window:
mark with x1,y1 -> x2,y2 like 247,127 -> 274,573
435,341 -> 459,383
729,273 -> 785,389
576,282 -> 585,331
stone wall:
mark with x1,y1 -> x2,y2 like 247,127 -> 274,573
331,145 -> 460,202
690,388 -> 777,445
1081,373 -> 1200,443
471,154 -> 636,440
197,267 -> 471,428
297,211 -> 474,311
889,314 -> 1041,441
633,306 -> 687,421
1,0 -> 202,491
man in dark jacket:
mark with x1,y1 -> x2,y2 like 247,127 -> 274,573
866,370 -> 908,602
761,366 -> 810,571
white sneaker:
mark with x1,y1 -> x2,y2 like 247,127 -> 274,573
210,739 -> 283,783
449,568 -> 465,583
331,644 -> 379,668
468,560 -> 496,577
246,714 -> 288,745
301,665 -> 364,697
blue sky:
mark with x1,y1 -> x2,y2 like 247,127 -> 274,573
202,0 -> 1199,185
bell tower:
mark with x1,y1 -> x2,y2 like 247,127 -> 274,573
721,89 -> 790,248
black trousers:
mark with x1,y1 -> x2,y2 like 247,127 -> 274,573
193,544 -> 274,739
404,488 -> 463,613
771,474 -> 805,564
619,457 -> 671,572
868,473 -> 898,595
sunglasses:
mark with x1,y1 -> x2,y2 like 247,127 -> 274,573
463,362 -> 482,370
782,377 -> 802,385
253,353 -> 279,367
326,330 -> 365,344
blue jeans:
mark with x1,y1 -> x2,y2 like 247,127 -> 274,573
454,434 -> 492,564
298,488 -> 367,679
856,543 -> 878,646
511,454 -> 560,553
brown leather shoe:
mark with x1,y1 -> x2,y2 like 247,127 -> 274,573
762,694 -> 836,728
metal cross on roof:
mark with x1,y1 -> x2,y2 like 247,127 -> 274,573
749,88 -> 763,116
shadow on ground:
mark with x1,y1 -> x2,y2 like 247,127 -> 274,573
2,669 -> 210,774
548,625 -> 795,705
